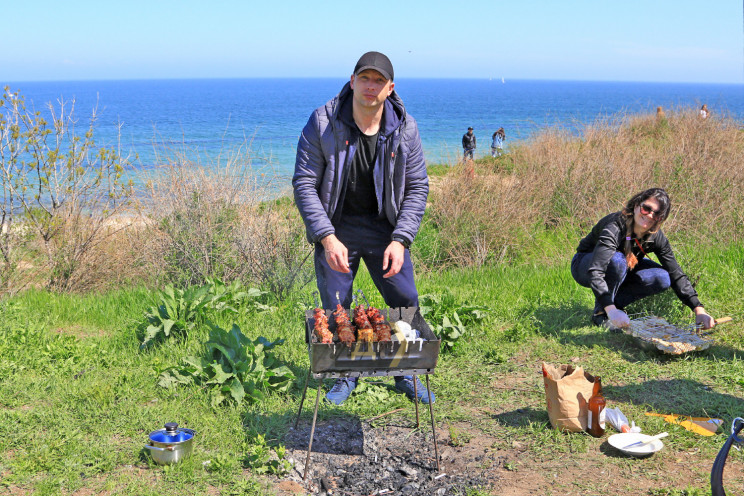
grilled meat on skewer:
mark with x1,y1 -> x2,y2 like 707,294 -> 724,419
333,304 -> 356,347
312,307 -> 333,344
373,321 -> 392,342
353,305 -> 376,343
366,306 -> 392,342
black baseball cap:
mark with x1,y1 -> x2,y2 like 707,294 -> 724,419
354,51 -> 394,81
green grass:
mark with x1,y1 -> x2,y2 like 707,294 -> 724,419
1,242 -> 744,495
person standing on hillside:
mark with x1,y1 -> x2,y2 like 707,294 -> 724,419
293,51 -> 433,406
462,126 -> 476,160
491,127 -> 505,157
699,104 -> 709,119
571,187 -> 716,332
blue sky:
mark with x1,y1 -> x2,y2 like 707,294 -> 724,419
3,0 -> 742,83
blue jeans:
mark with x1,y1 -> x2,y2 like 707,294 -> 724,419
571,251 -> 671,315
314,214 -> 419,310
463,148 -> 474,160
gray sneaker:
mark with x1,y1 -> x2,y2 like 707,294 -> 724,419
394,376 -> 436,404
325,378 -> 357,405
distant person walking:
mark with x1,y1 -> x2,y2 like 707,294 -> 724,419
462,127 -> 476,160
491,127 -> 505,157
699,104 -> 709,120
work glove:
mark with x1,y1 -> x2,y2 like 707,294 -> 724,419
607,308 -> 630,328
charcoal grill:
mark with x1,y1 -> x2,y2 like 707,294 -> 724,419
294,306 -> 442,480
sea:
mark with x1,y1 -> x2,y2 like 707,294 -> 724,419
5,78 -> 744,185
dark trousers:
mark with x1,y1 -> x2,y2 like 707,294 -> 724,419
314,214 -> 419,310
571,251 -> 671,315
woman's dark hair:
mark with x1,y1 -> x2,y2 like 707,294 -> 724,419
619,188 -> 671,268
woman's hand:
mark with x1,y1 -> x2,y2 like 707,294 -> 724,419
606,307 -> 631,328
694,306 -> 715,330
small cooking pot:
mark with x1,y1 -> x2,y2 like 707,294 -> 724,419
144,422 -> 195,465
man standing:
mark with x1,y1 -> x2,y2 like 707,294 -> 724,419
462,126 -> 476,160
293,51 -> 434,406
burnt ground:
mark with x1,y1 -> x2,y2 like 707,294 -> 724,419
274,409 -> 744,496
282,417 -> 499,496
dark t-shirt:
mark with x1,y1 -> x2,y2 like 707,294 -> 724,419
342,127 -> 379,216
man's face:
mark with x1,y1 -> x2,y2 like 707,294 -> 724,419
350,69 -> 394,110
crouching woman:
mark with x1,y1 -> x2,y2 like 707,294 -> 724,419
571,188 -> 715,330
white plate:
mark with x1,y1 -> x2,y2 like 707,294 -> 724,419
608,433 -> 664,457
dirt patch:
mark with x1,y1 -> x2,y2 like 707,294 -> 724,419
282,417 -> 500,495
277,402 -> 744,496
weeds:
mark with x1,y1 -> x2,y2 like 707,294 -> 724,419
158,323 -> 294,407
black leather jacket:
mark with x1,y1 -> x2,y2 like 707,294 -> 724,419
575,212 -> 702,310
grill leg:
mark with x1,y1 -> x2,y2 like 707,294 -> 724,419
425,374 -> 441,473
303,382 -> 323,481
413,374 -> 421,429
294,368 -> 312,429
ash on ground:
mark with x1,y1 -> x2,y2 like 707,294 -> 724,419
282,417 -> 501,496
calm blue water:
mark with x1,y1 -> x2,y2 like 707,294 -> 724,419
6,78 -> 744,180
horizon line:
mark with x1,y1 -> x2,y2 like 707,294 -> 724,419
3,76 -> 743,86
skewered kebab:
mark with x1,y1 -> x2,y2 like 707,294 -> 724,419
311,292 -> 333,344
333,292 -> 356,347
367,306 -> 392,342
312,308 -> 333,344
357,289 -> 392,342
352,295 -> 376,343
311,291 -> 333,344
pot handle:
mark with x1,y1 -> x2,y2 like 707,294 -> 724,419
144,444 -> 175,452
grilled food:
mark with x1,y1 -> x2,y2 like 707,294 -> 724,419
353,305 -> 376,343
312,307 -> 333,344
366,306 -> 392,342
333,304 -> 356,347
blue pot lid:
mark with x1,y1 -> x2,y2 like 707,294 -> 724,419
149,422 -> 194,443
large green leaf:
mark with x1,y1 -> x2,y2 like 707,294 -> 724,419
206,361 -> 235,384
225,377 -> 245,403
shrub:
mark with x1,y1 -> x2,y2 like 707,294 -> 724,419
141,152 -> 314,299
0,87 -> 135,294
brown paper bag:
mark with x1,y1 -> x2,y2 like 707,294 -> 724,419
542,362 -> 596,432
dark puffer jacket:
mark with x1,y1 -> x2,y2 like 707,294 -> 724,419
292,82 -> 428,246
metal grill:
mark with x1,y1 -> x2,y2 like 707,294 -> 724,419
295,306 -> 442,481
626,313 -> 713,355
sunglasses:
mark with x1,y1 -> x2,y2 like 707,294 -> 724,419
639,203 -> 661,217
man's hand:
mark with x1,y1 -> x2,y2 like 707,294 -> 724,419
694,306 -> 715,330
321,234 -> 350,273
382,240 -> 405,278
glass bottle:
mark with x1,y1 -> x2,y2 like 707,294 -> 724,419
587,377 -> 606,438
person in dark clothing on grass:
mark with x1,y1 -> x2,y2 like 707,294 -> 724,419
571,187 -> 716,331
293,51 -> 433,406
462,126 -> 476,160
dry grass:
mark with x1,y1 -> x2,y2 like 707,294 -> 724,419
3,108 -> 742,294
428,108 -> 744,268
128,148 -> 314,298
